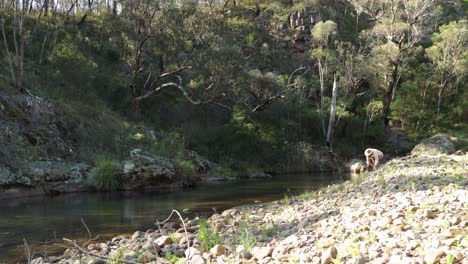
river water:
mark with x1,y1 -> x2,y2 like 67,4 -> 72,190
0,172 -> 342,263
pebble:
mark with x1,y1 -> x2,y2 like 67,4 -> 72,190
424,248 -> 446,264
321,246 -> 338,264
251,246 -> 273,260
154,236 -> 172,247
210,245 -> 226,256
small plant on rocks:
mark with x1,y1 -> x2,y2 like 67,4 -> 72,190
107,249 -> 124,264
197,218 -> 223,251
164,252 -> 183,264
441,254 -> 456,264
236,221 -> 256,252
283,194 -> 290,206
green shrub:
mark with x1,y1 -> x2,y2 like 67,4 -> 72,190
197,218 -> 223,251
151,132 -> 185,160
176,160 -> 196,176
89,160 -> 121,191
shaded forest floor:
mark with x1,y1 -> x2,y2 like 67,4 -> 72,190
38,150 -> 468,264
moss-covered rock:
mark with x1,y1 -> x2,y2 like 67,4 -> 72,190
411,135 -> 455,156
121,149 -> 177,190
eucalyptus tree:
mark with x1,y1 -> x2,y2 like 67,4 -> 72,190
426,20 -> 467,119
116,0 -> 227,110
309,20 -> 338,139
349,0 -> 437,126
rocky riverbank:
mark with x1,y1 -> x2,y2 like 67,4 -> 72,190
30,137 -> 467,264
0,94 -> 324,200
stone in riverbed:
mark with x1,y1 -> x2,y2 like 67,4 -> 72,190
443,228 -> 468,238
349,255 -> 367,264
141,241 -> 161,254
179,233 -> 196,246
31,258 -> 44,264
138,251 -> 158,263
424,209 -> 436,219
424,248 -> 446,264
411,135 -> 455,156
320,246 -> 338,264
190,254 -> 205,264
123,250 -> 139,261
155,235 -> 172,247
131,231 -> 145,240
210,245 -> 226,256
222,208 -> 239,217
185,247 -> 202,258
251,246 -> 273,260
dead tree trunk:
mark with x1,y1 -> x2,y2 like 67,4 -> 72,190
318,60 -> 327,138
326,74 -> 337,150
382,61 -> 399,127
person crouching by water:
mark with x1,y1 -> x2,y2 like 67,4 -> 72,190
365,148 -> 384,171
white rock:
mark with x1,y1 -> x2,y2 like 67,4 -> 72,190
251,246 -> 273,260
154,235 -> 172,247
210,245 -> 225,256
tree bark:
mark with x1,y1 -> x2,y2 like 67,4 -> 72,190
39,29 -> 49,64
1,20 -> 16,84
382,62 -> 399,126
112,0 -> 117,16
326,74 -> 338,150
318,60 -> 326,138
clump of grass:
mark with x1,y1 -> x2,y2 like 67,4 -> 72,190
89,159 -> 121,191
260,220 -> 278,241
197,218 -> 223,251
236,221 -> 256,251
164,252 -> 184,264
375,174 -> 386,186
283,194 -> 290,206
299,191 -> 318,201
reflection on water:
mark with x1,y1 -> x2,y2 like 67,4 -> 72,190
0,172 -> 342,263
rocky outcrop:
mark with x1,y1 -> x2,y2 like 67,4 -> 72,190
247,170 -> 272,179
0,94 -> 78,170
22,161 -> 71,183
0,161 -> 93,198
187,150 -> 212,174
411,135 -> 455,156
0,167 -> 31,186
121,149 -> 178,190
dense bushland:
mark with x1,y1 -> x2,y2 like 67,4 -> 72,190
0,0 -> 466,170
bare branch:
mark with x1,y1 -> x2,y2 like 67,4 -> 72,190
62,238 -> 140,264
157,210 -> 190,264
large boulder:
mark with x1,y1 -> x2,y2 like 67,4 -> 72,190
66,163 -> 92,183
22,161 -> 71,183
411,135 -> 455,156
121,149 -> 177,190
1,161 -> 91,187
